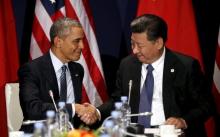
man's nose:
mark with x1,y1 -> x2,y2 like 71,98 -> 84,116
132,45 -> 139,54
79,41 -> 84,49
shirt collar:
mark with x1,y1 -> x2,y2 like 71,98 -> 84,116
50,49 -> 68,73
143,48 -> 166,70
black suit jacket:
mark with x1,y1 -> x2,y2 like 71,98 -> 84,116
18,52 -> 84,132
112,48 -> 214,137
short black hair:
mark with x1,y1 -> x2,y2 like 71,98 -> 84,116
131,14 -> 167,42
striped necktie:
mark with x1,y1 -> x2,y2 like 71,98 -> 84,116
60,65 -> 67,102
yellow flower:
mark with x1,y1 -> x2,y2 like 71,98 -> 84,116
68,129 -> 96,137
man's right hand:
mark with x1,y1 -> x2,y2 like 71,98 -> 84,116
74,103 -> 99,125
165,117 -> 187,129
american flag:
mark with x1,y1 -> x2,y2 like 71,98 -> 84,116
213,27 -> 220,114
30,0 -> 108,107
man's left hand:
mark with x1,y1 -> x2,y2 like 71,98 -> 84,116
77,103 -> 100,125
165,117 -> 187,129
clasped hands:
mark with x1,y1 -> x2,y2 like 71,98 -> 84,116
75,103 -> 100,125
165,117 -> 187,129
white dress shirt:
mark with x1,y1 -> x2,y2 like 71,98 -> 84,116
50,50 -> 75,104
140,48 -> 166,126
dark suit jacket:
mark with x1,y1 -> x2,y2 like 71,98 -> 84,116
112,48 -> 214,137
18,52 -> 84,132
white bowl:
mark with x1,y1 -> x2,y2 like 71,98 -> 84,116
9,131 -> 24,137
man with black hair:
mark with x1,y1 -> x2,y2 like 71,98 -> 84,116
113,14 -> 214,137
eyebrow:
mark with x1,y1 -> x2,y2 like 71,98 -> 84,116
131,39 -> 145,45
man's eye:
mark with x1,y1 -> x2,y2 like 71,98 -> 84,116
72,40 -> 79,44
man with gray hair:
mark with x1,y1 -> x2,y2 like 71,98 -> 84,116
19,17 -> 100,132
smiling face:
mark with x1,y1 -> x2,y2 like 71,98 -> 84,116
131,32 -> 164,64
53,26 -> 84,63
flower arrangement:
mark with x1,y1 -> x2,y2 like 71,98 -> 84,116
66,125 -> 102,137
67,129 -> 97,137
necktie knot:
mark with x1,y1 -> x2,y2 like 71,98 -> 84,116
61,65 -> 67,73
147,64 -> 154,72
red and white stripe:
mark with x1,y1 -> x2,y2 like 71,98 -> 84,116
213,27 -> 220,114
30,0 -> 108,107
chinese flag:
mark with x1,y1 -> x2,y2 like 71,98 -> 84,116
0,0 -> 19,136
137,0 -> 203,66
137,0 -> 214,136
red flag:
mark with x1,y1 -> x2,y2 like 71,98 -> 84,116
30,0 -> 108,106
137,0 -> 214,136
137,0 -> 203,67
0,0 -> 19,136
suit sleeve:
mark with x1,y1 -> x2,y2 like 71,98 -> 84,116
97,59 -> 126,121
182,59 -> 215,127
19,63 -> 55,120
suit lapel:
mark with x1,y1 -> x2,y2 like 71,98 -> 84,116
68,63 -> 82,103
42,53 -> 82,103
162,49 -> 178,118
129,57 -> 142,122
41,53 -> 60,100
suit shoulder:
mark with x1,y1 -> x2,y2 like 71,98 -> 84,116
169,51 -> 202,74
171,51 -> 199,66
19,55 -> 47,70
18,55 -> 49,79
120,55 -> 138,65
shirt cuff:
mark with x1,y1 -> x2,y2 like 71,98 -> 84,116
72,103 -> 76,118
180,118 -> 187,129
96,108 -> 101,121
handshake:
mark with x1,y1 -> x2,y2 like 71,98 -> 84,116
73,103 -> 100,125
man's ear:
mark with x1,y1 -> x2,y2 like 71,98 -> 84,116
156,37 -> 164,50
54,36 -> 62,48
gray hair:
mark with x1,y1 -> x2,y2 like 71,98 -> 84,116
50,17 -> 82,44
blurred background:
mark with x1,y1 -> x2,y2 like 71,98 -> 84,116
13,0 -> 219,94
0,0 -> 219,136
